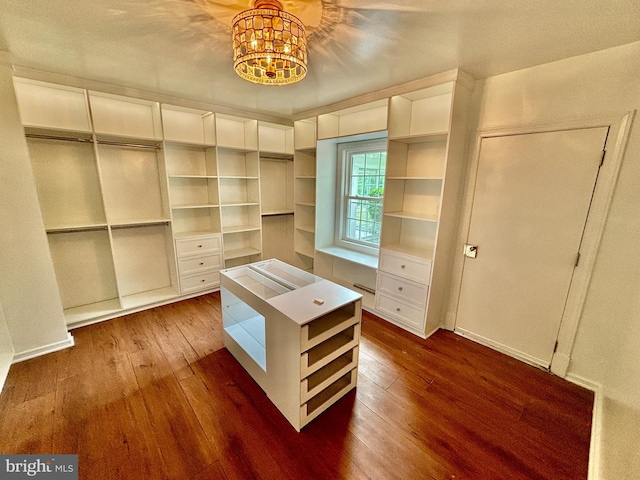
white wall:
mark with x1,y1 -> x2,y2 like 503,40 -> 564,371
468,41 -> 640,410
0,57 -> 72,360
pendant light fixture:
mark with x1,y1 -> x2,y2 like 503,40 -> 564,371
232,0 -> 307,85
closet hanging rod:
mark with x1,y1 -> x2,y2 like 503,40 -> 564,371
97,140 -> 161,150
110,221 -> 169,230
46,226 -> 108,234
25,133 -> 93,144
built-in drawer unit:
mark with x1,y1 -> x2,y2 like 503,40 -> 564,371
178,253 -> 223,276
376,271 -> 428,307
376,293 -> 426,330
378,249 -> 432,285
175,233 -> 222,293
180,270 -> 221,293
175,234 -> 222,257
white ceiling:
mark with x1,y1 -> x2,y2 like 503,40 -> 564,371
1,0 -> 639,119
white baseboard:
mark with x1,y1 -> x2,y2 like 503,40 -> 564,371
454,327 -> 549,370
550,352 -> 571,376
12,332 -> 75,364
565,373 -> 603,480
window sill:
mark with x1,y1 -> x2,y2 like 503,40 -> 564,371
315,246 -> 378,269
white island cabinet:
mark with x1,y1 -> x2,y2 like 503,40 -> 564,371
221,259 -> 362,431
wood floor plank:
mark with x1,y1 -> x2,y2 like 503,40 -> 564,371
0,293 -> 593,480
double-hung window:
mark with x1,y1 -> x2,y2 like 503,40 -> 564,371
335,138 -> 387,255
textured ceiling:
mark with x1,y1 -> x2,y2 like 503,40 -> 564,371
1,0 -> 639,118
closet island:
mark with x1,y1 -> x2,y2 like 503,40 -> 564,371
221,259 -> 362,431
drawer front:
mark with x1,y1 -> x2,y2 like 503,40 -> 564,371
178,253 -> 223,276
377,272 -> 428,307
180,270 -> 220,293
376,293 -> 426,329
175,235 -> 222,257
379,249 -> 432,284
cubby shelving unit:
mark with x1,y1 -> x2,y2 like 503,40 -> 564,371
162,104 -> 223,294
221,259 -> 362,431
376,78 -> 473,336
216,114 -> 262,268
317,99 -> 388,140
293,118 -> 317,272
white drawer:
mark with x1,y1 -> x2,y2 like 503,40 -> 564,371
379,249 -> 431,284
377,272 -> 428,307
180,270 -> 220,293
175,234 -> 221,257
376,293 -> 426,330
178,253 -> 223,276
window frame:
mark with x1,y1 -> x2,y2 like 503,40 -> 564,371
334,138 -> 387,256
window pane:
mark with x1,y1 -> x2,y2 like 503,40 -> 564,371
340,141 -> 386,248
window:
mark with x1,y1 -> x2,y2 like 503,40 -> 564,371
336,139 -> 387,254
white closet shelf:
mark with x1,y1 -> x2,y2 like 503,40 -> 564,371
64,298 -> 122,326
219,176 -> 260,180
315,246 -> 378,269
45,223 -> 108,234
217,145 -> 258,154
382,242 -> 435,260
222,225 -> 261,234
164,140 -> 216,148
295,176 -> 316,179
171,204 -> 219,210
120,286 -> 180,310
224,247 -> 261,260
295,202 -> 316,207
296,224 -> 315,234
169,174 -> 218,179
384,211 -> 439,222
388,132 -> 448,144
221,202 -> 260,207
262,210 -> 294,216
295,248 -> 315,258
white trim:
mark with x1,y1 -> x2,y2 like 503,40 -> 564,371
67,288 -> 220,330
449,113 -> 634,379
0,354 -> 12,393
12,332 -> 75,364
565,374 -> 603,480
455,327 -> 548,370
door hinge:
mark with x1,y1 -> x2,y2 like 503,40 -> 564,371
599,149 -> 606,167
553,340 -> 559,353
575,252 -> 581,267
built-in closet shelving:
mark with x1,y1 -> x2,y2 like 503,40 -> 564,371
377,79 -> 473,336
216,114 -> 262,268
258,122 -> 295,264
314,100 -> 390,310
162,104 -> 223,294
308,73 -> 473,337
14,79 -> 179,326
293,118 -> 317,273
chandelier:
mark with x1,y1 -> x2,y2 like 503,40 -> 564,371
232,0 -> 308,85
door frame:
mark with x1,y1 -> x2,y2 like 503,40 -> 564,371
446,111 -> 635,376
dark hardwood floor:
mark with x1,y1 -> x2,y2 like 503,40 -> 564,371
0,293 -> 594,479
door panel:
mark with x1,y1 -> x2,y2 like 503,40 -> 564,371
455,128 -> 608,367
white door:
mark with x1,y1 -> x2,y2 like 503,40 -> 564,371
455,128 -> 608,368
